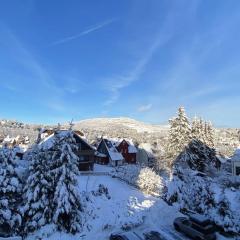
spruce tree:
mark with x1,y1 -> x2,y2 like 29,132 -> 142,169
23,150 -> 53,233
51,131 -> 82,234
177,139 -> 218,172
206,121 -> 214,147
199,118 -> 206,143
167,107 -> 192,160
0,146 -> 22,234
191,116 -> 203,141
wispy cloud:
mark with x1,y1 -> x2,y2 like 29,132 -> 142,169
0,23 -> 60,92
102,3 -> 184,107
137,104 -> 153,112
0,23 -> 73,114
51,18 -> 116,46
103,34 -> 170,106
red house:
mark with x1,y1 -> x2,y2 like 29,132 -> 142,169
115,139 -> 138,164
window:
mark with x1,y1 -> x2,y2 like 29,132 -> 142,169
236,166 -> 240,176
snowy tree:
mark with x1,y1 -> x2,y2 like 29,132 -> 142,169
176,139 -> 218,172
51,131 -> 82,234
0,146 -> 22,234
205,121 -> 214,147
192,117 -> 215,148
165,169 -> 216,214
23,150 -> 53,233
214,192 -> 236,233
136,167 -> 164,194
167,107 -> 192,161
191,116 -> 201,140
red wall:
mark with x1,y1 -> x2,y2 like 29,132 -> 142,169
117,140 -> 136,164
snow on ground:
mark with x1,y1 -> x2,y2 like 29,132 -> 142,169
26,174 -> 234,240
93,164 -> 113,173
77,175 -> 184,239
26,175 -> 183,240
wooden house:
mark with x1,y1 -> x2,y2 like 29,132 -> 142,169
39,130 -> 95,171
115,139 -> 137,164
96,138 -> 124,166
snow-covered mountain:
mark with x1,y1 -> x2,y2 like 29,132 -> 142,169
74,117 -> 169,134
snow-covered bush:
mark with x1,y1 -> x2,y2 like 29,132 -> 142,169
165,168 -> 240,234
214,194 -> 235,232
114,165 -> 142,185
92,184 -> 111,199
165,168 -> 215,213
137,168 -> 164,194
114,165 -> 164,195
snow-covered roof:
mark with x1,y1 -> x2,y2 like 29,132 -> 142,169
232,147 -> 240,162
109,138 -> 138,153
103,139 -> 124,161
128,143 -> 138,153
39,133 -> 56,150
139,143 -> 155,158
39,130 -> 94,151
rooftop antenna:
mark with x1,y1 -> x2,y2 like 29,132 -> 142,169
69,118 -> 74,130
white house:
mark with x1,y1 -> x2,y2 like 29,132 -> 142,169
137,143 -> 155,167
232,147 -> 240,176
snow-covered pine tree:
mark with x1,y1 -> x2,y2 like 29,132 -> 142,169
177,139 -> 218,172
0,146 -> 22,234
23,149 -> 53,233
167,107 -> 192,161
182,140 -> 204,172
205,121 -> 215,147
191,116 -> 201,140
51,131 -> 82,234
199,118 -> 206,143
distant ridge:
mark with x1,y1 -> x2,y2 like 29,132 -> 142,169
74,117 -> 169,134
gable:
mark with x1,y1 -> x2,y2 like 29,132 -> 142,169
97,140 -> 108,155
118,140 -> 128,149
73,134 -> 94,151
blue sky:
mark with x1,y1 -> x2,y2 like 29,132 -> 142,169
0,0 -> 240,127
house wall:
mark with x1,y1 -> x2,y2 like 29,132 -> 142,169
117,141 -> 136,164
95,156 -> 109,165
233,161 -> 240,176
110,160 -> 123,167
136,149 -> 154,167
136,149 -> 148,165
75,135 -> 95,171
78,161 -> 94,171
96,140 -> 110,165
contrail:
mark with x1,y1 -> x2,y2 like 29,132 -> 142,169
51,19 -> 116,46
